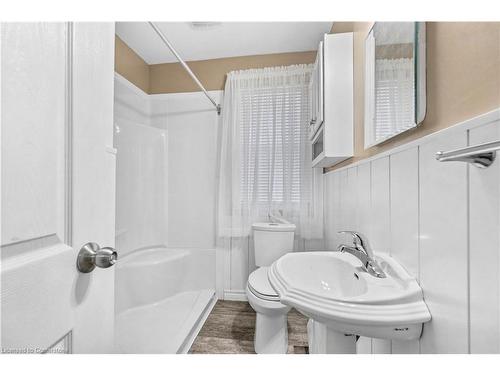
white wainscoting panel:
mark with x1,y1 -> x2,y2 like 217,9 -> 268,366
356,163 -> 372,238
355,162 -> 374,354
326,171 -> 341,250
247,235 -> 257,280
338,169 -> 348,238
371,157 -> 392,354
468,122 -> 500,353
389,147 -> 420,354
230,237 -> 250,292
323,109 -> 500,354
323,173 -> 335,250
419,131 -> 468,353
346,167 -> 359,231
390,147 -> 420,280
370,157 -> 391,256
215,238 -> 231,299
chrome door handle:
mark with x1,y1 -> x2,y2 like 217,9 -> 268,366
77,242 -> 117,273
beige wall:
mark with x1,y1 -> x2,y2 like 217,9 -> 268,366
114,23 -> 500,165
148,51 -> 316,94
326,22 -> 500,172
115,35 -> 316,94
114,35 -> 150,93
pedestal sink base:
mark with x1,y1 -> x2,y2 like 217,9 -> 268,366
254,313 -> 288,354
307,319 -> 357,354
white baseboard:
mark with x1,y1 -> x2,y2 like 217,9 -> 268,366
223,290 -> 248,301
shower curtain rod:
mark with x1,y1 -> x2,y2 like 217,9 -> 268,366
148,21 -> 221,115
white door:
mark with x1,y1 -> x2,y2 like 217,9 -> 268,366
1,22 -> 116,354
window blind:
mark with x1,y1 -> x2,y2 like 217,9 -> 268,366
239,85 -> 309,206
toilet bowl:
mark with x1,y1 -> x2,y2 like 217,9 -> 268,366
246,266 -> 291,354
246,221 -> 295,354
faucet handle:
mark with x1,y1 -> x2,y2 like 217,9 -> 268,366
337,231 -> 373,257
338,231 -> 363,245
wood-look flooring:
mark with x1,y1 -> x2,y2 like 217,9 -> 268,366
189,300 -> 309,354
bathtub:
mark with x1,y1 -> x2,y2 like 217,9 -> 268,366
115,247 -> 216,353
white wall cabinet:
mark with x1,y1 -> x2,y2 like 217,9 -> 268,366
311,32 -> 353,168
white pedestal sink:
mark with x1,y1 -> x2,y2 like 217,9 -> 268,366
268,251 -> 431,354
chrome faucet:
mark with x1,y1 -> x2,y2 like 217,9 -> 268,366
337,231 -> 386,278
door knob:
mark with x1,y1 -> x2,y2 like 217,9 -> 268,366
77,242 -> 117,273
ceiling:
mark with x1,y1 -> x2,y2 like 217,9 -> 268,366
115,22 -> 332,65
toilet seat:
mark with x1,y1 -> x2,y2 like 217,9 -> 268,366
247,267 -> 280,302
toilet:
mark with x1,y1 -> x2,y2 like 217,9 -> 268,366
245,222 -> 296,354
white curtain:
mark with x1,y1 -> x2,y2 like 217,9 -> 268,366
374,57 -> 415,141
217,64 -> 323,255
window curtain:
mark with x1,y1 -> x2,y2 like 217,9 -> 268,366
217,65 -> 323,254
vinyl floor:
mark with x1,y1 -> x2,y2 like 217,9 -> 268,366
189,300 -> 309,354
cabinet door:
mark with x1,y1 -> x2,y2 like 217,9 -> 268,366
308,42 -> 323,140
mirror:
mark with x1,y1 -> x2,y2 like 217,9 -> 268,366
364,22 -> 426,148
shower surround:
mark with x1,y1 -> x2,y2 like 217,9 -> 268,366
113,74 -> 220,353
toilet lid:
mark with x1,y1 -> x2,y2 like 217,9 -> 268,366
248,267 -> 280,302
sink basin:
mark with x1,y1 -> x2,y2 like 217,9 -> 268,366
268,251 -> 431,342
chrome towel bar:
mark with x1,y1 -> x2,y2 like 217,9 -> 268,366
436,140 -> 500,168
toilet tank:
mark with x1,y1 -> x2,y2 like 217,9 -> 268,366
252,222 -> 296,267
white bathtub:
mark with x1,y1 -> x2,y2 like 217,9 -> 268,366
115,247 -> 216,353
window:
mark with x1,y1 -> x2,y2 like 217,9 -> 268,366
217,65 -> 322,238
239,85 -> 309,206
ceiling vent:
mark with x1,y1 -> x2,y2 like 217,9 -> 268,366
189,22 -> 222,30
